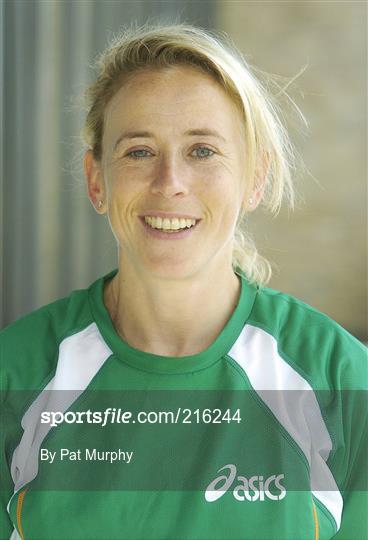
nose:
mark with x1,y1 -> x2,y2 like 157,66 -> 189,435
150,154 -> 189,199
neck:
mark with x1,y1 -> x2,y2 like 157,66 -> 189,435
104,260 -> 241,357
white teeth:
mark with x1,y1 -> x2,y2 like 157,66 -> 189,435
162,218 -> 171,230
144,216 -> 196,231
171,218 -> 180,230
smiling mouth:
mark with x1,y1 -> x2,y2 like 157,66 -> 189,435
143,215 -> 198,233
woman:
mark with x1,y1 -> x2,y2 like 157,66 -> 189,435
1,23 -> 366,540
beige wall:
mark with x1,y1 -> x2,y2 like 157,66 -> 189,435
216,1 -> 367,340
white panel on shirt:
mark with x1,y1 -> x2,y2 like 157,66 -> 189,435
228,323 -> 343,531
8,322 -> 112,508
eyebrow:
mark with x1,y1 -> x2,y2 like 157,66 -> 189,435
113,128 -> 226,150
114,131 -> 152,148
185,129 -> 226,142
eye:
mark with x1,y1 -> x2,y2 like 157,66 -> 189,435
126,149 -> 152,159
191,146 -> 215,159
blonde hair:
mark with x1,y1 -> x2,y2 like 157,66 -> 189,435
82,23 -> 297,286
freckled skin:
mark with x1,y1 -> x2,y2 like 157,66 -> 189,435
87,65 -> 249,280
84,65 -> 262,355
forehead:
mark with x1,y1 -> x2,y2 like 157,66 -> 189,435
103,65 -> 243,138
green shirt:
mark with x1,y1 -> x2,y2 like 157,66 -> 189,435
1,270 -> 367,539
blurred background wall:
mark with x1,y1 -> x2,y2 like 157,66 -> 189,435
1,0 -> 367,342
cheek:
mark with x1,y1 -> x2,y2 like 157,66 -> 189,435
106,164 -> 145,201
200,167 -> 243,208
105,177 -> 142,230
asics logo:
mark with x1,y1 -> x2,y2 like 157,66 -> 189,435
205,464 -> 286,502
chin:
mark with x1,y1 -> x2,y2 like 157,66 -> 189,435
141,255 -> 205,281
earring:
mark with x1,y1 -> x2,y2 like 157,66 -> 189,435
248,197 -> 254,205
97,200 -> 103,209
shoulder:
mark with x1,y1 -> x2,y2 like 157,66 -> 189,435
1,286 -> 93,345
248,284 -> 367,390
0,284 -> 95,392
252,284 -> 353,336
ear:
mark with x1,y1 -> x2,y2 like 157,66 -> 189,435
84,150 -> 106,214
245,183 -> 265,212
244,153 -> 269,212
